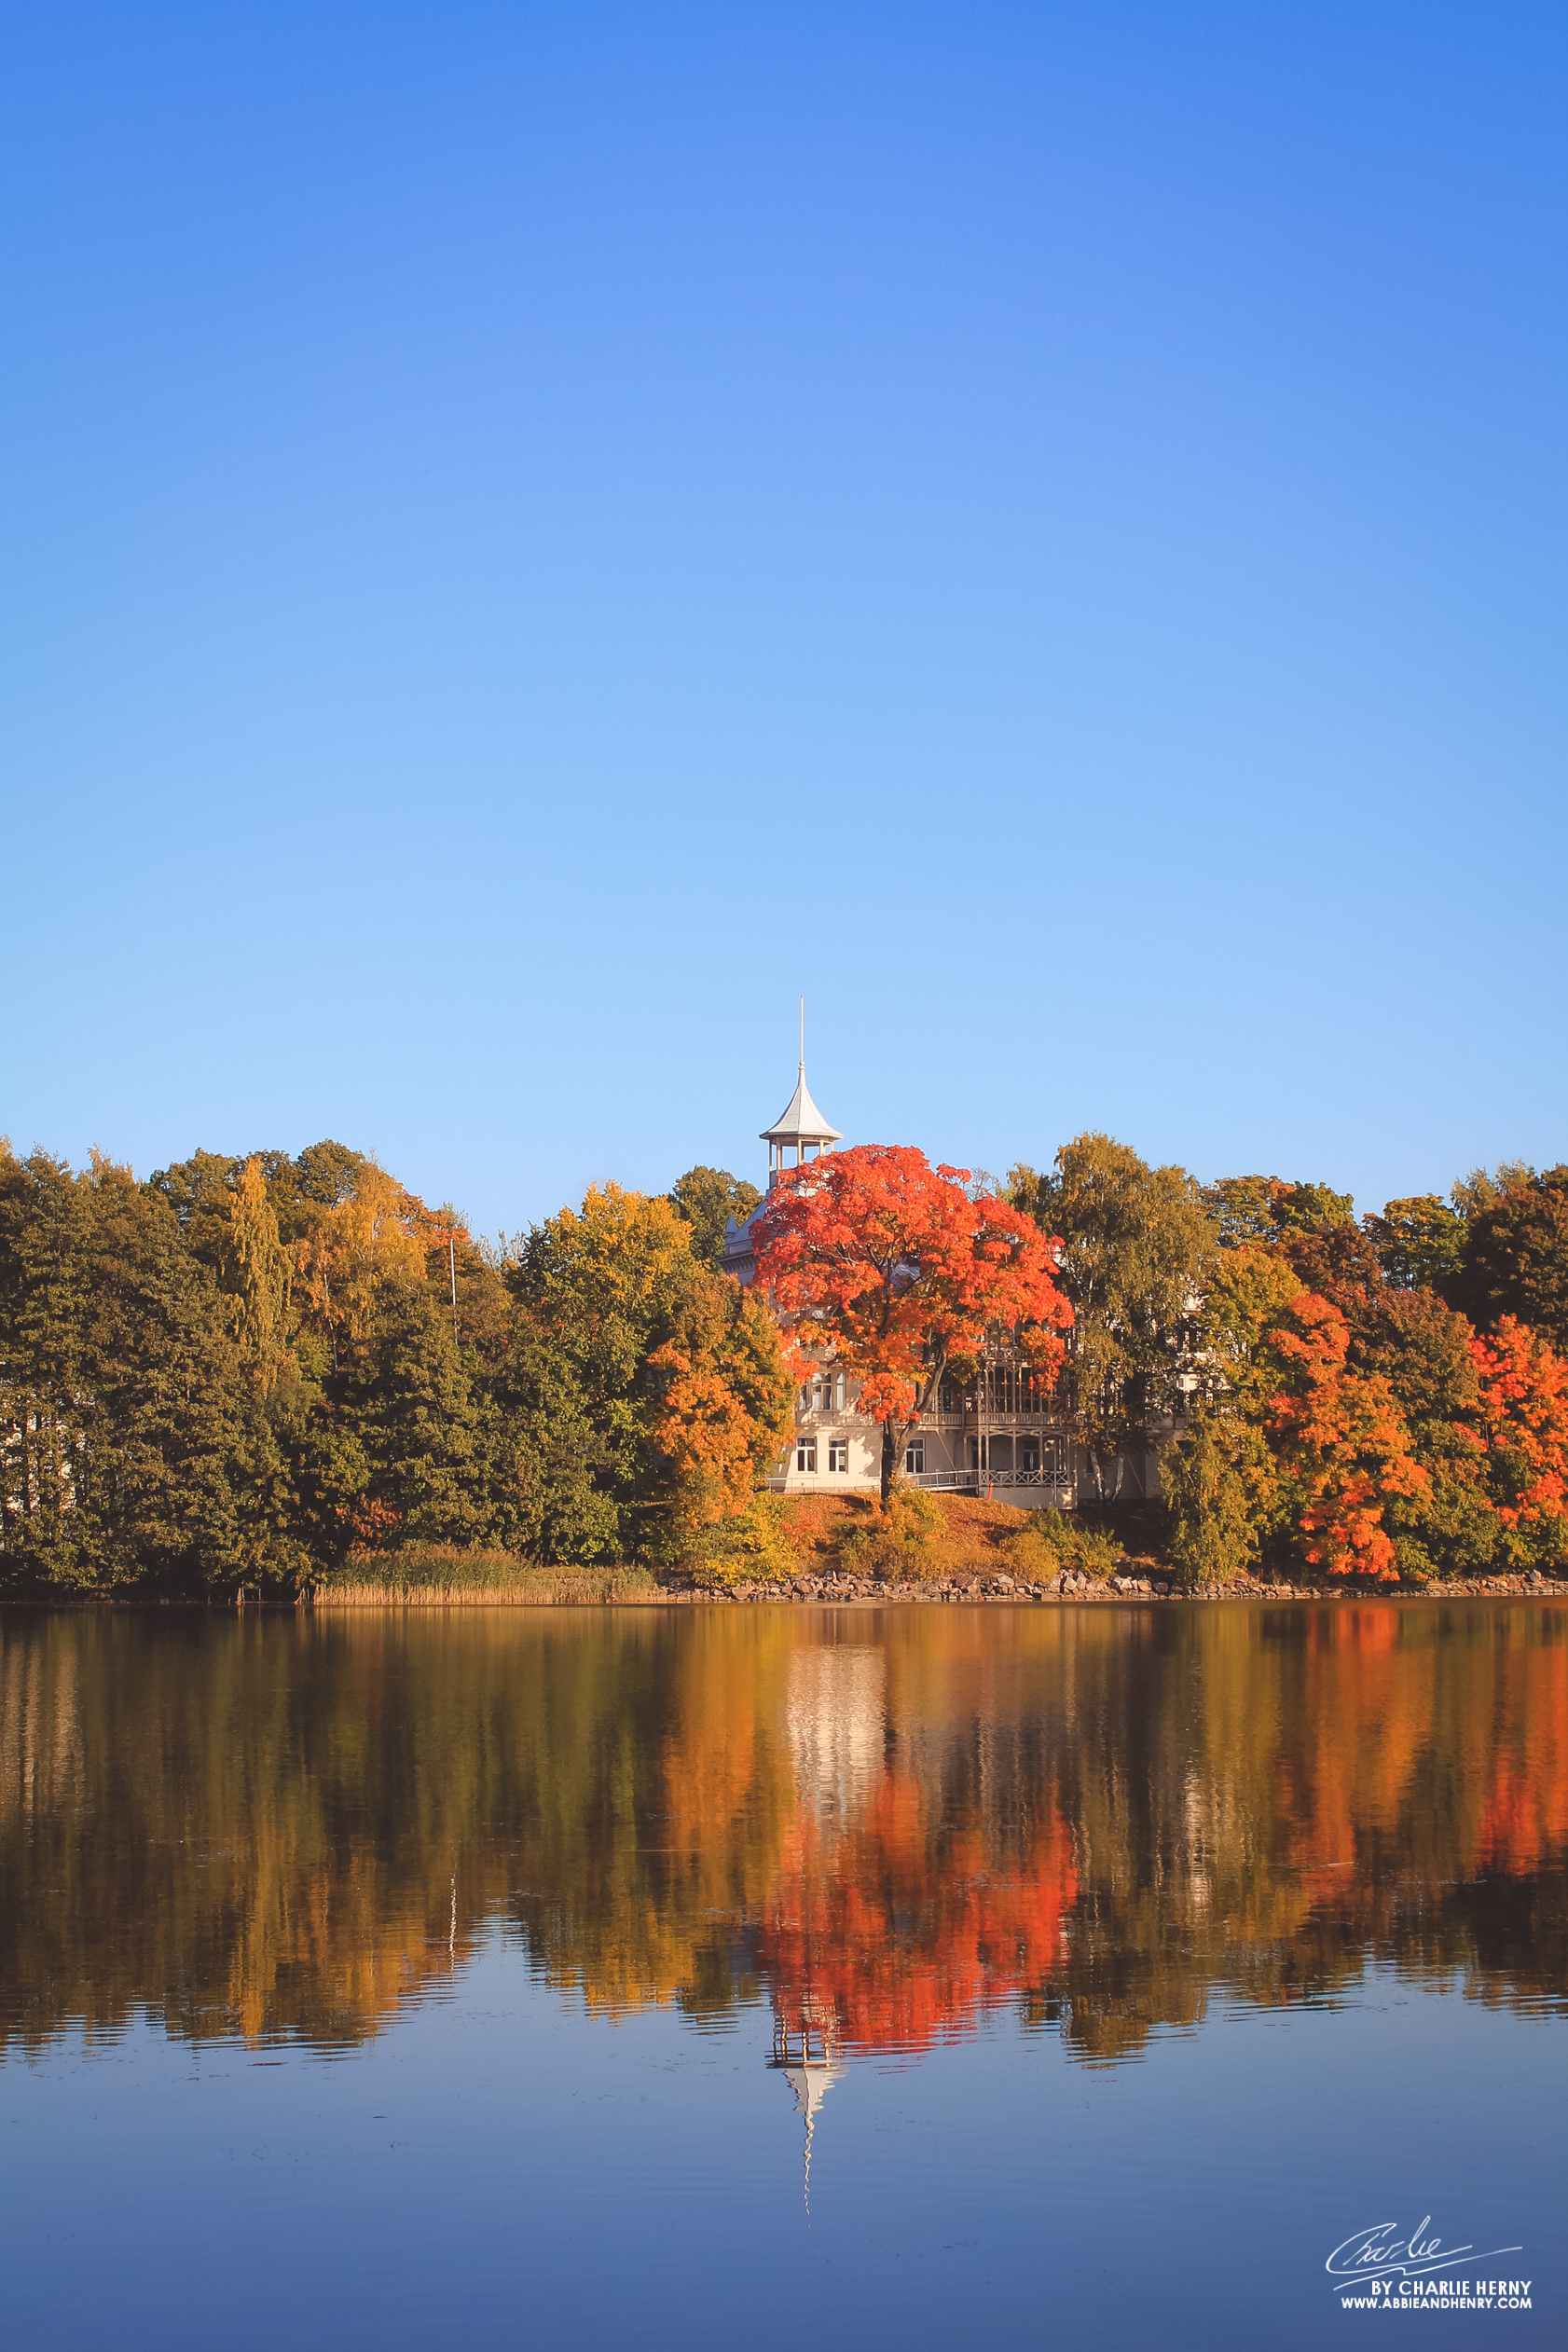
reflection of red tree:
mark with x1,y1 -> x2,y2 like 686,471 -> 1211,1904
756,1772 -> 1079,2054
1271,1605 -> 1568,1915
1278,1607 -> 1412,1882
1478,1646 -> 1568,1875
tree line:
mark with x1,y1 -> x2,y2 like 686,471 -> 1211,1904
1,1127 -> 1564,1591
1002,1139 -> 1568,1583
0,1141 -> 784,1593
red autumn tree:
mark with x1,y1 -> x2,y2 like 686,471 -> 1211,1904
1463,1314 -> 1568,1564
750,1144 -> 1072,1501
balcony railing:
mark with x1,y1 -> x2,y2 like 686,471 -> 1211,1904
908,1468 -> 1074,1495
916,1410 -> 1068,1430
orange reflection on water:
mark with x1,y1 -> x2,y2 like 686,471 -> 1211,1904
759,1779 -> 1079,2056
3,1602 -> 1567,2064
1477,1644 -> 1568,1874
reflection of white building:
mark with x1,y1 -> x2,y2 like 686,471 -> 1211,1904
722,1055 -> 1134,1502
786,1645 -> 886,1827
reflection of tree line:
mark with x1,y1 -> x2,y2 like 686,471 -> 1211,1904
2,1606 -> 1564,2066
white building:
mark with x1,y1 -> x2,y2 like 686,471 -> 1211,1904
722,1056 -> 1115,1504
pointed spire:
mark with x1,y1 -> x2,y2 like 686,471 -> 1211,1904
761,1001 -> 842,1149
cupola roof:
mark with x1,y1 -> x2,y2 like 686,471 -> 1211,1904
761,1064 -> 843,1147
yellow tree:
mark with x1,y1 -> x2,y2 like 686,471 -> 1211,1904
292,1160 -> 429,1348
223,1156 -> 293,1394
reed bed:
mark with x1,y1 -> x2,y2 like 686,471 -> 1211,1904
312,1548 -> 659,1607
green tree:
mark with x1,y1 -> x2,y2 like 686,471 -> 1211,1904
1451,1162 -> 1534,1220
0,1148 -> 254,1591
1203,1175 -> 1355,1248
0,1146 -> 95,1584
78,1159 -> 253,1589
340,1278 -> 486,1549
667,1165 -> 762,1267
1011,1135 -> 1216,1503
1450,1164 -> 1568,1351
1163,1410 -> 1280,1586
1363,1194 -> 1465,1291
1163,1243 -> 1300,1580
480,1314 -> 630,1564
145,1148 -> 241,1268
293,1139 -> 366,1211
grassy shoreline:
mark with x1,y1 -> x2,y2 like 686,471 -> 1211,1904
313,1565 -> 659,1606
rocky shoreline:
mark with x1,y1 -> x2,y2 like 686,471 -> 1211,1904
681,1570 -> 1568,1604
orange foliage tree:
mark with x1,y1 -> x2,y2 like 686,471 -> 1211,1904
751,1144 -> 1072,1500
1462,1314 -> 1568,1566
1170,1247 -> 1429,1583
1266,1292 -> 1428,1580
648,1282 -> 795,1564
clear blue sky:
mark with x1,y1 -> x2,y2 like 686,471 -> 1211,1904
4,2 -> 1563,1236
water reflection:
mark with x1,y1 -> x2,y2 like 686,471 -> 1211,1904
768,2015 -> 842,2213
3,1602 -> 1566,2071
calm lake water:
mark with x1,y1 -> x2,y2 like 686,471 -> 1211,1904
3,1602 -> 1563,2349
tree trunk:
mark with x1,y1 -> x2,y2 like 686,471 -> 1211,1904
878,1357 -> 945,1506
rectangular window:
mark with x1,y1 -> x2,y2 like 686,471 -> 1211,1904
828,1439 -> 848,1474
905,1439 -> 925,1475
795,1439 -> 818,1474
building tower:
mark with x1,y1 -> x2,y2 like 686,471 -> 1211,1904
722,1012 -> 844,1286
760,1008 -> 843,1187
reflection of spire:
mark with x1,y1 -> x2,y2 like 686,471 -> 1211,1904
768,2013 -> 842,2220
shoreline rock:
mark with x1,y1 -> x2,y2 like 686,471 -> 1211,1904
681,1572 -> 1568,1606
11,1571 -> 1568,1613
